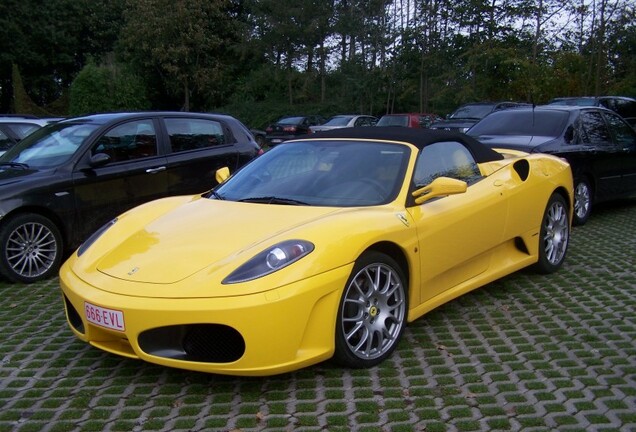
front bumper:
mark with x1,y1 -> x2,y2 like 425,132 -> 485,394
59,259 -> 352,376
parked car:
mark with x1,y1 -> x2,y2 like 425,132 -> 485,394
467,105 -> 636,225
265,115 -> 327,146
548,96 -> 636,128
0,116 -> 51,155
0,112 -> 262,283
250,128 -> 267,147
60,127 -> 572,376
375,113 -> 441,128
309,114 -> 377,132
430,101 -> 530,133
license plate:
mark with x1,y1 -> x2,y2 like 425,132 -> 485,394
84,302 -> 125,331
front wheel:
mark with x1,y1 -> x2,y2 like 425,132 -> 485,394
573,178 -> 592,226
533,193 -> 570,274
0,213 -> 63,283
333,251 -> 408,368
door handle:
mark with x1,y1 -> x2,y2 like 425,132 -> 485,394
146,166 -> 166,174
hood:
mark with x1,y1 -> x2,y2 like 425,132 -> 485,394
0,165 -> 40,186
430,119 -> 478,129
310,125 -> 341,132
93,198 -> 341,286
470,134 -> 555,152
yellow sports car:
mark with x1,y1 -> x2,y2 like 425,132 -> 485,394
59,127 -> 573,376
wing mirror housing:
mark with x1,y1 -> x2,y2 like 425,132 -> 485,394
89,152 -> 111,168
412,177 -> 467,204
215,167 -> 230,184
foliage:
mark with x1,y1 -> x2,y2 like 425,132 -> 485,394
68,61 -> 150,116
117,0 -> 242,112
11,64 -> 53,116
0,0 -> 634,122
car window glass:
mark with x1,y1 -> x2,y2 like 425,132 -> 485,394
92,120 -> 158,162
614,99 -> 636,119
413,141 -> 481,187
468,110 -> 567,137
450,105 -> 494,119
604,112 -> 636,147
4,122 -> 97,168
0,129 -> 12,152
165,118 -> 225,152
9,123 -> 41,138
581,111 -> 612,145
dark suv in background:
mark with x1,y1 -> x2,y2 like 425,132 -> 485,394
467,105 -> 636,226
430,101 -> 530,133
0,112 -> 262,283
548,96 -> 636,128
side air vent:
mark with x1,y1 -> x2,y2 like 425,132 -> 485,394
513,159 -> 530,181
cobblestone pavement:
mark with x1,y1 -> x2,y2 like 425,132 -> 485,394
1,199 -> 635,432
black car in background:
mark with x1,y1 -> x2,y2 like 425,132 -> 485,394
467,105 -> 636,225
430,101 -> 529,133
548,96 -> 636,128
0,112 -> 262,283
265,115 -> 326,146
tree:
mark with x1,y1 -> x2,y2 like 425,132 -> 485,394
0,0 -> 125,113
69,59 -> 150,116
118,0 -> 241,111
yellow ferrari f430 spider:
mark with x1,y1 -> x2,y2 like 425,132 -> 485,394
60,127 -> 573,376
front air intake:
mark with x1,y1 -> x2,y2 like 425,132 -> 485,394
138,324 -> 245,363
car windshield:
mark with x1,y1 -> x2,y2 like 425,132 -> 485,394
548,98 -> 596,106
324,116 -> 354,126
213,140 -> 410,207
0,122 -> 98,168
449,105 -> 496,120
278,117 -> 304,125
468,110 -> 569,137
376,115 -> 408,127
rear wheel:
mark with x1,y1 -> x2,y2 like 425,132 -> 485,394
333,251 -> 407,368
533,193 -> 569,274
0,213 -> 63,283
573,178 -> 592,226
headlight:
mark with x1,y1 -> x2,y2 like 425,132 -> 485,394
77,218 -> 118,256
222,240 -> 314,284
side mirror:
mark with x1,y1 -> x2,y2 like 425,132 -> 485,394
215,167 -> 230,184
412,177 -> 467,204
89,152 -> 111,168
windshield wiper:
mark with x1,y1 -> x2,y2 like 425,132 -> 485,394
238,196 -> 308,205
0,162 -> 29,169
209,190 -> 225,200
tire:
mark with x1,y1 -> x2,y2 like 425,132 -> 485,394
333,251 -> 408,368
573,178 -> 592,226
533,193 -> 569,274
0,213 -> 63,283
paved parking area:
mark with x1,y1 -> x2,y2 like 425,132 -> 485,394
1,199 -> 635,432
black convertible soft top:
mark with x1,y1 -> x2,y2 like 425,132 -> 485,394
309,126 -> 504,163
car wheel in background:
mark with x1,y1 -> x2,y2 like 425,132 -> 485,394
573,178 -> 592,225
533,193 -> 570,274
333,251 -> 407,368
0,213 -> 63,283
